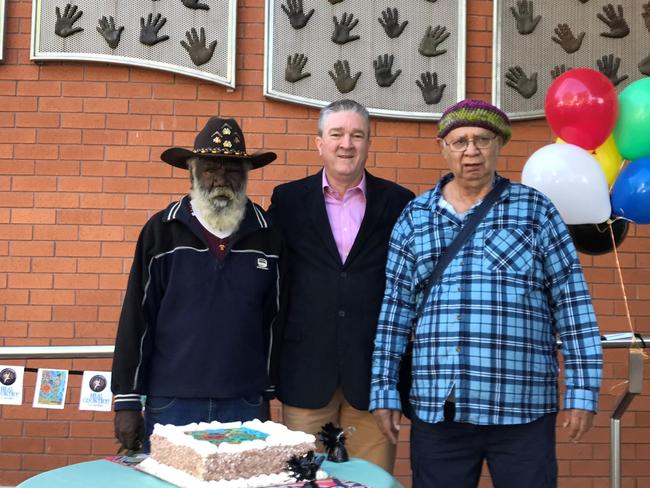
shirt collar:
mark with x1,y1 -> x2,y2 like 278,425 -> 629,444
322,170 -> 367,198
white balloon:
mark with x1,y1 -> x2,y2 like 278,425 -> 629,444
521,143 -> 611,225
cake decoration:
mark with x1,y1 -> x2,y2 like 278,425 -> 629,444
317,423 -> 350,463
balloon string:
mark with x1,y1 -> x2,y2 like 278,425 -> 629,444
608,222 -> 647,358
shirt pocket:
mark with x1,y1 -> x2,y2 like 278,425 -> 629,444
483,228 -> 533,273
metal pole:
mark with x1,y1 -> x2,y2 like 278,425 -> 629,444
0,334 -> 647,359
609,349 -> 645,488
0,345 -> 114,359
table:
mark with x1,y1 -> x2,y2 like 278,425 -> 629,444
17,458 -> 403,488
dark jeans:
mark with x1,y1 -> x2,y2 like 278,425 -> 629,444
143,394 -> 269,452
411,403 -> 558,488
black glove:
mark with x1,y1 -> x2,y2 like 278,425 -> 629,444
114,410 -> 144,451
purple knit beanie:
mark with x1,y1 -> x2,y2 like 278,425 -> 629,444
438,99 -> 511,144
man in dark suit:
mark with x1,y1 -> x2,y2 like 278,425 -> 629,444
269,99 -> 414,472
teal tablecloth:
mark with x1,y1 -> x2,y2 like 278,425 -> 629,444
17,458 -> 403,488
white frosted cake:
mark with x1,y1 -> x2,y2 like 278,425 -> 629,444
139,419 -> 318,487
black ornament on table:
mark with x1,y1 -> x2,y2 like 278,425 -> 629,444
286,450 -> 323,488
317,422 -> 349,463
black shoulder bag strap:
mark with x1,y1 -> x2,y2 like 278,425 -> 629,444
398,177 -> 509,418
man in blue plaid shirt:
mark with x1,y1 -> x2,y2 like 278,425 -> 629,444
369,100 -> 602,488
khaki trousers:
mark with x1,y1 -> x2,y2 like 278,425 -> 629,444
282,388 -> 396,473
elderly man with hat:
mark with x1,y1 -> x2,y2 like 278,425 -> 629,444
369,99 -> 602,487
111,118 -> 280,452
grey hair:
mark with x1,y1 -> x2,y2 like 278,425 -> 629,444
318,99 -> 370,137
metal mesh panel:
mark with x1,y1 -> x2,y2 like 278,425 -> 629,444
32,0 -> 235,87
265,0 -> 466,120
495,0 -> 650,120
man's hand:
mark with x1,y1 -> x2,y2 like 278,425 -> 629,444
285,53 -> 311,83
332,13 -> 360,45
181,0 -> 210,10
378,8 -> 408,39
562,409 -> 594,443
639,54 -> 650,77
181,27 -> 217,66
510,0 -> 541,35
328,60 -> 361,94
55,4 -> 84,38
596,54 -> 628,86
97,16 -> 124,49
372,409 -> 401,445
281,0 -> 314,30
114,410 -> 144,451
374,54 -> 401,88
416,71 -> 446,105
505,66 -> 538,99
140,13 -> 169,46
598,4 -> 629,39
552,24 -> 585,54
418,25 -> 450,57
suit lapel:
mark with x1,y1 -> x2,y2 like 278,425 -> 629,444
345,171 -> 388,267
308,170 -> 342,265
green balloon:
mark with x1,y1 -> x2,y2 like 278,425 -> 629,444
613,78 -> 650,160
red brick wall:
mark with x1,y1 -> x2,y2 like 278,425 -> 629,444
1,0 -> 649,486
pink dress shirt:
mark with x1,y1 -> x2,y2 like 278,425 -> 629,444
322,171 -> 367,263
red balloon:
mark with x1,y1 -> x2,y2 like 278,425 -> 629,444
544,68 -> 619,150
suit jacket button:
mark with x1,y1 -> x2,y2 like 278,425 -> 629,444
338,310 -> 346,317
340,272 -> 347,278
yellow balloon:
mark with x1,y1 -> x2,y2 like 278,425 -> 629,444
555,135 -> 623,187
594,134 -> 624,187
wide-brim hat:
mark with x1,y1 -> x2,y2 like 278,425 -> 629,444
161,117 -> 277,169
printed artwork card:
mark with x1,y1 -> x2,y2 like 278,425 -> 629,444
32,368 -> 68,409
79,371 -> 112,412
0,365 -> 24,405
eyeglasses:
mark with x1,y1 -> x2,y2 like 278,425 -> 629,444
442,134 -> 498,152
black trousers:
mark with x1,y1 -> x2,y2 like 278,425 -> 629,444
411,403 -> 558,488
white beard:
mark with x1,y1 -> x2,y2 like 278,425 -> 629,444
190,181 -> 247,235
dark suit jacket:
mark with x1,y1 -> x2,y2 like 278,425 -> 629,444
269,170 -> 414,410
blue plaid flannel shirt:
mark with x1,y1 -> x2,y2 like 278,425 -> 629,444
369,173 -> 602,425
